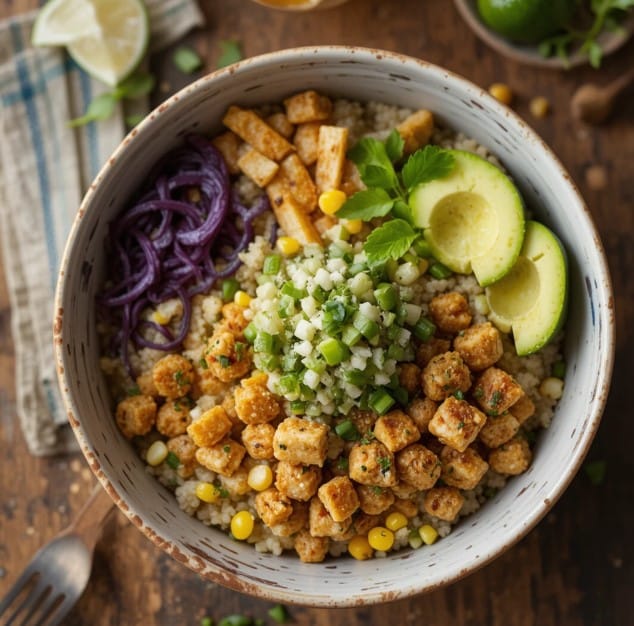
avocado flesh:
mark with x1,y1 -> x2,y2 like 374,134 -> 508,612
409,150 -> 525,286
486,220 -> 568,356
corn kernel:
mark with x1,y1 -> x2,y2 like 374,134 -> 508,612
418,258 -> 429,275
489,83 -> 513,106
342,218 -> 363,235
151,311 -> 170,325
348,535 -> 373,560
230,510 -> 255,540
318,189 -> 347,215
234,290 -> 251,307
145,440 -> 168,466
276,236 -> 301,256
368,526 -> 395,552
247,464 -> 273,491
195,481 -> 222,504
539,376 -> 564,400
530,96 -> 550,119
419,524 -> 439,545
385,512 -> 408,532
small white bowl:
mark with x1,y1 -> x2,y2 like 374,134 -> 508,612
54,47 -> 614,607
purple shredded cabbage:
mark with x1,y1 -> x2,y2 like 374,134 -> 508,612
99,134 -> 269,375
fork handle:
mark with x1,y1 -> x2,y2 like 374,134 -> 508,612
65,482 -> 116,551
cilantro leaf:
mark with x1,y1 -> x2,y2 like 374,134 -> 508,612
392,199 -> 414,224
348,137 -> 399,190
68,93 -> 117,127
174,46 -> 203,74
217,40 -> 243,68
337,188 -> 393,221
364,219 -> 417,264
113,71 -> 155,99
402,145 -> 455,191
359,165 -> 398,190
385,129 -> 404,163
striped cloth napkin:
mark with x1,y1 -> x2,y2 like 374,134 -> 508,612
0,0 -> 205,456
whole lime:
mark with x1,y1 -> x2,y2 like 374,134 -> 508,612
477,0 -> 578,44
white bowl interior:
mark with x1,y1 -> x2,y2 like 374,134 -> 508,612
55,47 -> 614,606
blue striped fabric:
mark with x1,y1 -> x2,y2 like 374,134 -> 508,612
0,0 -> 204,455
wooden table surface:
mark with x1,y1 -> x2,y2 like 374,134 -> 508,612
1,1 -> 632,624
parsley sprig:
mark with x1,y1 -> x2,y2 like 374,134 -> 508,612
337,130 -> 454,264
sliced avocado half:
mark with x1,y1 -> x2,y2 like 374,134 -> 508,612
486,220 -> 568,356
409,150 -> 525,286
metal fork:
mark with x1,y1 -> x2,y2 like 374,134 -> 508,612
0,483 -> 114,626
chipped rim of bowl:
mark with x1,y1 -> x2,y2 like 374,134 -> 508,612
453,0 -> 634,69
54,46 -> 615,606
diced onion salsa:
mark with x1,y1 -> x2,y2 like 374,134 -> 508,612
100,92 -> 566,562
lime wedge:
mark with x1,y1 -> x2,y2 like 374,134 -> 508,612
32,0 -> 149,87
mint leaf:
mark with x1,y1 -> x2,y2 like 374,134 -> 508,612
174,46 -> 203,74
114,71 -> 155,99
217,40 -> 242,68
68,93 -> 117,127
402,145 -> 455,192
337,188 -> 393,221
385,129 -> 404,163
364,219 -> 417,264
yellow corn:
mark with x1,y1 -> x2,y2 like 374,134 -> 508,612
318,189 -> 347,215
418,258 -> 429,275
145,440 -> 168,466
151,310 -> 170,325
276,236 -> 301,256
348,535 -> 373,560
530,96 -> 550,119
368,526 -> 395,552
234,290 -> 251,307
230,510 -> 255,540
247,464 -> 273,491
419,524 -> 439,545
489,83 -> 513,106
385,511 -> 408,532
342,219 -> 363,235
195,481 -> 222,504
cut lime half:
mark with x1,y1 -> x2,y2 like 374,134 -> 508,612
32,0 -> 149,87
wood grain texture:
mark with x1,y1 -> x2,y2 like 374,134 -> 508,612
1,0 -> 632,624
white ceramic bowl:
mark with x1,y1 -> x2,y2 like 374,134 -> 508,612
54,47 -> 614,607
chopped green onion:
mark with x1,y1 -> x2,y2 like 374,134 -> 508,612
428,262 -> 453,279
263,254 -> 282,275
281,353 -> 300,372
412,317 -> 436,342
311,285 -> 328,303
387,344 -> 406,361
341,325 -> 362,347
165,451 -> 180,469
391,385 -> 409,406
368,388 -> 395,415
317,337 -> 349,366
408,528 -> 423,549
353,312 -> 380,340
218,615 -> 252,626
254,331 -> 275,353
256,353 -> 279,371
278,294 -> 295,318
334,418 -> 360,441
268,604 -> 290,624
244,322 -> 257,344
412,237 -> 433,258
222,278 -> 239,302
454,390 -> 464,400
552,360 -> 566,379
343,369 -> 368,386
303,356 -> 327,374
281,281 -> 307,300
374,282 -> 398,311
290,400 -> 306,414
347,262 -> 367,276
278,374 -> 300,396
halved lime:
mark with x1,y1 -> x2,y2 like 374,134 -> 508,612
32,0 -> 149,87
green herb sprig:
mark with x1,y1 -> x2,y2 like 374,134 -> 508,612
69,71 -> 155,127
539,0 -> 634,68
337,130 -> 454,264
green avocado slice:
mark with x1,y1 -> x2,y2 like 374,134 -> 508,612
409,150 -> 525,286
485,220 -> 568,356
